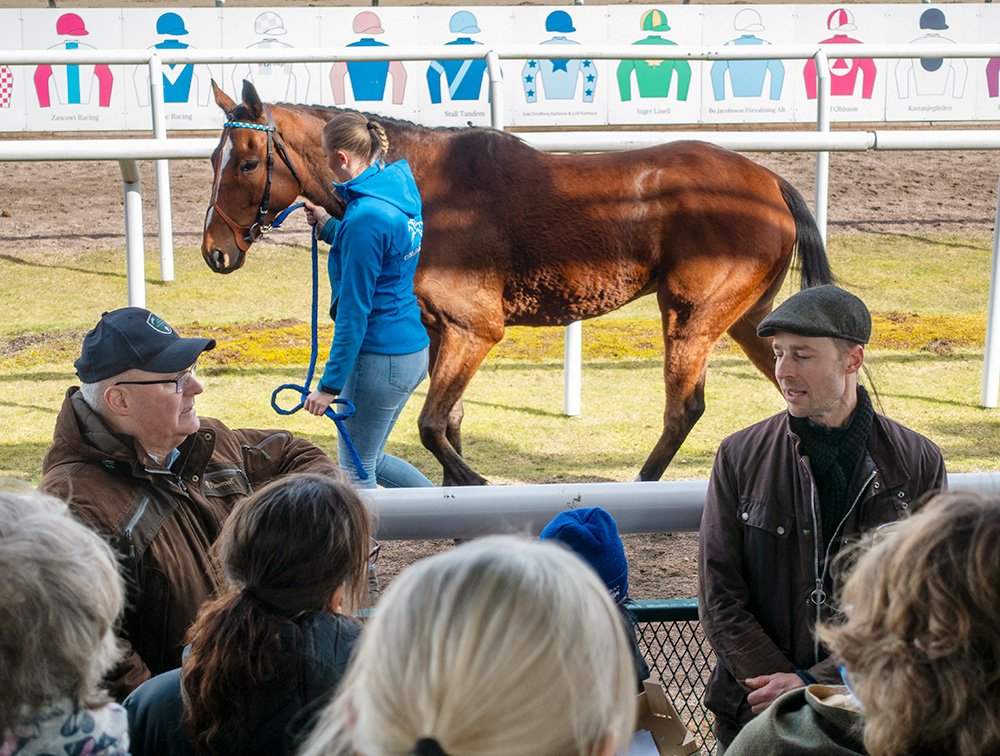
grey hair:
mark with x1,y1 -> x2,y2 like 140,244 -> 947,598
300,535 -> 637,756
78,375 -> 120,415
0,483 -> 124,734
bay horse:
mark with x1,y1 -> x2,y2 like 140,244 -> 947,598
202,80 -> 833,486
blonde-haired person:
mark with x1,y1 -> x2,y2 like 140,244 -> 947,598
301,112 -> 432,489
0,484 -> 128,754
729,490 -> 1000,756
124,473 -> 372,756
299,535 -> 638,756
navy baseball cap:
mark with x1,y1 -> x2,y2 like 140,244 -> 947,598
74,308 -> 216,383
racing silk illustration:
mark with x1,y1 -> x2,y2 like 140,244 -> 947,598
803,35 -> 876,99
522,37 -> 597,103
710,35 -> 784,100
989,58 -> 1000,98
156,39 -> 195,103
0,65 -> 12,108
330,38 -> 407,104
894,33 -> 967,98
235,38 -> 310,103
617,35 -> 691,101
34,41 -> 113,107
427,37 -> 487,103
134,39 -> 209,107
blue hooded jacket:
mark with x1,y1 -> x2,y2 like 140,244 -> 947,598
317,159 -> 429,394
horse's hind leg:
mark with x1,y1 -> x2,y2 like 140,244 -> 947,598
725,287 -> 784,389
637,302 -> 720,482
419,325 -> 498,487
428,329 -> 465,455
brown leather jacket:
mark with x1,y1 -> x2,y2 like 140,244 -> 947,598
698,409 -> 946,735
40,388 -> 341,701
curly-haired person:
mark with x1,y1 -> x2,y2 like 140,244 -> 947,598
729,491 -> 1000,755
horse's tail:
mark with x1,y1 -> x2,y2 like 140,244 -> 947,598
778,178 -> 834,289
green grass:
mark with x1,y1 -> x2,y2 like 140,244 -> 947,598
2,232 -> 998,485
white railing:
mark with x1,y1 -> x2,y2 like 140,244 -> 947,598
3,43 -> 1000,407
364,471 -> 1000,540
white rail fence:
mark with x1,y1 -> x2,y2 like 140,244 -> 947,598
364,471 -> 1000,540
3,43 -> 1000,408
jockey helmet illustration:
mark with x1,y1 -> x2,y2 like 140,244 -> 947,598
919,8 -> 948,31
733,8 -> 765,32
254,11 -> 287,36
826,8 -> 857,32
156,12 -> 189,37
353,11 -> 385,35
640,9 -> 671,32
545,10 -> 576,34
55,12 -> 89,36
449,10 -> 481,35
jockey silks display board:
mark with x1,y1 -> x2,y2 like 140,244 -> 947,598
1,4 -> 1000,132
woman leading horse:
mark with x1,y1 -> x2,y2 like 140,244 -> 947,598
202,80 -> 833,486
301,112 -> 433,489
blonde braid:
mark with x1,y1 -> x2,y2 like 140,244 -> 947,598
367,120 -> 390,164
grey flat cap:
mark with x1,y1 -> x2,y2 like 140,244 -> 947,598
757,285 -> 871,344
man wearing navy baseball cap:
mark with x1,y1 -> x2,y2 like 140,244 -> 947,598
41,308 -> 341,700
698,285 -> 946,750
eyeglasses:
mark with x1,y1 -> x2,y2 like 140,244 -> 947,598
115,365 -> 198,394
368,540 -> 381,566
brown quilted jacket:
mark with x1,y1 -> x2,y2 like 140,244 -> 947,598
41,388 -> 341,701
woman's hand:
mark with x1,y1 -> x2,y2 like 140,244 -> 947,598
301,198 -> 331,229
303,389 -> 336,416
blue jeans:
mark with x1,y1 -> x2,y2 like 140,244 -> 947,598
335,348 -> 434,489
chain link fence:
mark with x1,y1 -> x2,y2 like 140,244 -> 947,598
631,599 -> 715,755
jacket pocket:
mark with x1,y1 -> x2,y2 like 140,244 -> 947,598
202,466 -> 253,498
739,496 -> 794,539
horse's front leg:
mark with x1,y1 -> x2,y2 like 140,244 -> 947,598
418,325 -> 499,487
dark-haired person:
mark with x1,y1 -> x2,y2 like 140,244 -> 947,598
40,307 -> 343,700
124,472 -> 371,756
301,111 -> 432,489
698,285 -> 946,750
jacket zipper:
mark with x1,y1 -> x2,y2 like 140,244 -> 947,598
123,496 -> 150,561
809,468 -> 877,662
242,432 -> 289,462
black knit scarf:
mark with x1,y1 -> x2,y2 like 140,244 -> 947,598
789,385 -> 874,550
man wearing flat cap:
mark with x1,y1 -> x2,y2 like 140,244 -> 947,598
40,308 -> 341,700
697,285 -> 946,750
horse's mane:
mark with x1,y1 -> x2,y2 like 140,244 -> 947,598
234,101 -> 525,152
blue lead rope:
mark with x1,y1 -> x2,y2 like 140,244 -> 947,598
268,202 -> 369,481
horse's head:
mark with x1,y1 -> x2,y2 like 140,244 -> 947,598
202,80 -> 305,274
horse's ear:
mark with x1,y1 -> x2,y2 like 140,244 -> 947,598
211,80 -> 237,117
241,80 -> 264,121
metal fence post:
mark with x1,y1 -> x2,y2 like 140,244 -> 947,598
982,172 -> 1000,407
813,49 -> 831,244
147,54 -> 175,283
119,159 -> 146,308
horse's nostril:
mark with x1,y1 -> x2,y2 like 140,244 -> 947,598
212,249 -> 226,269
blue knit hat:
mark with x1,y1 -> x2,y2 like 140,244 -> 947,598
540,507 -> 629,602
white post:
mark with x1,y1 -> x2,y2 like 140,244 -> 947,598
148,55 -> 175,282
981,173 -> 1000,407
486,50 -> 504,130
564,320 -> 582,416
813,49 -> 831,244
119,159 -> 146,308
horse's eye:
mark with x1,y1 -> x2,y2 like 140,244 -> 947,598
240,161 -> 259,173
